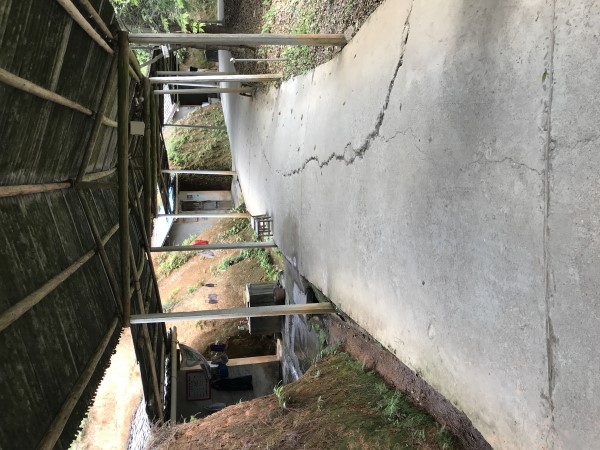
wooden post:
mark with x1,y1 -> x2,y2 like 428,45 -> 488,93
143,78 -> 152,236
154,87 -> 253,95
76,54 -> 118,181
55,0 -> 112,53
130,303 -> 337,324
77,192 -> 123,317
157,212 -> 251,219
149,74 -> 281,84
129,245 -> 165,423
118,31 -> 131,327
162,124 -> 226,130
162,169 -> 235,175
37,317 -> 119,450
150,242 -> 276,252
130,33 -> 348,47
151,94 -> 158,217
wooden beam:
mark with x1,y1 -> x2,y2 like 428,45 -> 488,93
0,224 -> 118,333
55,0 -> 113,53
154,87 -> 253,95
151,94 -> 159,217
158,212 -> 251,219
81,168 -> 116,182
161,169 -> 235,175
76,54 -> 118,181
129,245 -> 165,423
151,242 -> 276,252
150,74 -> 281,84
118,31 -> 131,327
162,124 -> 226,130
101,116 -> 118,128
0,182 -> 71,198
37,317 -> 119,450
77,192 -> 123,317
130,33 -> 348,47
131,303 -> 336,324
0,68 -> 92,116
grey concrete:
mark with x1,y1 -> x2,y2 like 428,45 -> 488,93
219,0 -> 600,448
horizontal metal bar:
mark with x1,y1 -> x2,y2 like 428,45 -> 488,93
156,71 -> 236,76
150,241 -> 276,252
154,87 -> 253,95
150,74 -> 282,84
161,169 -> 235,175
129,33 -> 348,47
158,212 -> 251,219
131,303 -> 336,324
162,124 -> 226,130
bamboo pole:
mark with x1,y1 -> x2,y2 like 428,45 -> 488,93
101,116 -> 118,128
0,182 -> 71,198
162,124 -> 226,130
130,33 -> 347,47
157,212 -> 251,219
76,54 -> 118,181
131,303 -> 336,324
0,224 -> 118,333
77,192 -> 123,317
161,169 -> 235,175
129,245 -> 165,423
154,87 -> 253,95
150,74 -> 281,84
0,68 -> 92,115
151,242 -> 276,252
143,79 -> 152,237
81,168 -> 116,182
170,326 -> 178,422
118,31 -> 131,327
55,0 -> 113,53
37,317 -> 119,450
151,94 -> 159,217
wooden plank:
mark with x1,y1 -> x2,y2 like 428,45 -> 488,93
130,33 -> 348,47
118,31 -> 131,327
37,317 -> 119,450
150,74 -> 281,84
227,355 -> 279,366
0,68 -> 92,116
0,182 -> 71,198
81,168 -> 116,182
131,303 -> 336,324
0,224 -> 118,333
151,242 -> 276,252
143,78 -> 152,236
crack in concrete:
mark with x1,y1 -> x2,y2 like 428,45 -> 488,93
468,154 -> 543,176
543,0 -> 558,446
279,2 -> 414,177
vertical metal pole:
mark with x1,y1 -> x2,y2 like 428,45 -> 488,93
170,326 -> 178,422
118,31 -> 131,327
143,78 -> 152,236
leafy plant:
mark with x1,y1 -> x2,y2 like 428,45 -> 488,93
273,382 -> 288,409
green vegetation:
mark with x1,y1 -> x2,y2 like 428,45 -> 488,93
163,289 -> 182,312
111,0 -> 217,32
156,235 -> 198,277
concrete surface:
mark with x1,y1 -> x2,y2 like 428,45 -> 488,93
219,0 -> 600,448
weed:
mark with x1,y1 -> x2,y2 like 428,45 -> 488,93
317,395 -> 324,411
163,289 -> 182,313
187,287 -> 197,295
273,382 -> 288,409
156,235 -> 198,277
